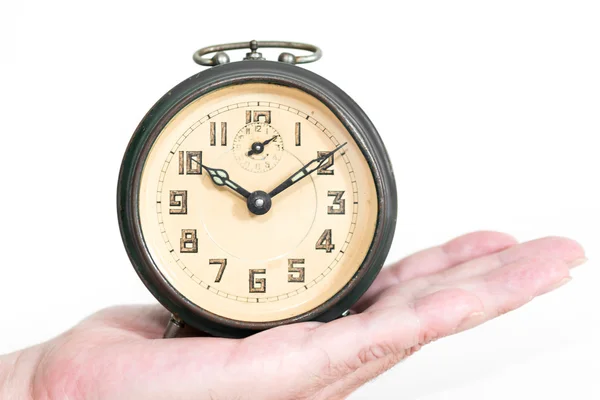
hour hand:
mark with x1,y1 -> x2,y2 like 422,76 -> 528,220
202,164 -> 251,199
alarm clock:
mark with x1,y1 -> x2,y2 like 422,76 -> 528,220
117,41 -> 397,338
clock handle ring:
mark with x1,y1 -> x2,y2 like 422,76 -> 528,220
193,40 -> 322,66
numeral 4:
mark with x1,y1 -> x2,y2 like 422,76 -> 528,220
315,229 -> 335,253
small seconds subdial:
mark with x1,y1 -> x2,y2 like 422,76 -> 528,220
233,122 -> 284,173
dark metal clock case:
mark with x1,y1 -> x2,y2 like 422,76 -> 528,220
117,60 -> 398,338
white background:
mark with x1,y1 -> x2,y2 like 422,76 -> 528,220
1,1 -> 599,398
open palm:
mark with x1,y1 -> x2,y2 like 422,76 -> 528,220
20,232 -> 584,400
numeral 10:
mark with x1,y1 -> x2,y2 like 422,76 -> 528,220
178,151 -> 202,174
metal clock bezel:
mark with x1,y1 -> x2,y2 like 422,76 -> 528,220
117,61 -> 398,337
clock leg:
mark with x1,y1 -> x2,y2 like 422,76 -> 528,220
163,314 -> 185,339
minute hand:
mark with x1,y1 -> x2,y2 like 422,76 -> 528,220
268,142 -> 347,198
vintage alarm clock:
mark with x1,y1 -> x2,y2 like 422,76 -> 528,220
117,41 -> 397,338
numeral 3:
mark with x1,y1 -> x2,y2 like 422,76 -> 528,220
327,191 -> 345,215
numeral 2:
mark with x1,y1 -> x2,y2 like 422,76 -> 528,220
317,151 -> 334,175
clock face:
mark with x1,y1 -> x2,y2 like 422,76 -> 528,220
138,82 -> 378,323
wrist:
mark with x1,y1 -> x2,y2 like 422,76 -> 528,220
0,346 -> 45,400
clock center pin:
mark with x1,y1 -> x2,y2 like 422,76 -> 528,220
247,190 -> 272,215
251,142 -> 264,154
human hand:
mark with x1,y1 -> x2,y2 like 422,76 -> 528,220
0,232 -> 586,400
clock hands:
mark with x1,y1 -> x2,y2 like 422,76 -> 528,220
189,142 -> 347,215
268,142 -> 348,198
247,135 -> 278,156
201,164 -> 252,199
191,158 -> 271,214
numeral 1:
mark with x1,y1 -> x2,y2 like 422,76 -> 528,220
209,259 -> 227,283
315,229 -> 335,253
249,269 -> 266,293
210,122 -> 227,146
178,151 -> 202,174
295,122 -> 301,146
288,259 -> 305,283
180,229 -> 198,253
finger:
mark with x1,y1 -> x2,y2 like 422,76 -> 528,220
354,231 -> 518,311
304,238 -> 584,398
368,236 -> 585,313
432,236 -> 586,285
81,304 -> 170,339
410,255 -> 575,336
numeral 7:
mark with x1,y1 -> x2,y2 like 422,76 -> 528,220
209,259 -> 227,283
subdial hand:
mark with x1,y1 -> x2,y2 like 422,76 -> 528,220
268,142 -> 348,198
247,135 -> 278,156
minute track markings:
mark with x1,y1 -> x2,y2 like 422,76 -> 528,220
156,101 -> 359,302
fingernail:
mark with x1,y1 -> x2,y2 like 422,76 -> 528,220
569,257 -> 588,268
538,276 -> 572,296
456,311 -> 486,332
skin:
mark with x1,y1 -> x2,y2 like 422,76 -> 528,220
0,232 -> 586,400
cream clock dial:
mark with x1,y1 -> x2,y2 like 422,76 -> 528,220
139,83 -> 377,322
118,41 -> 397,338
